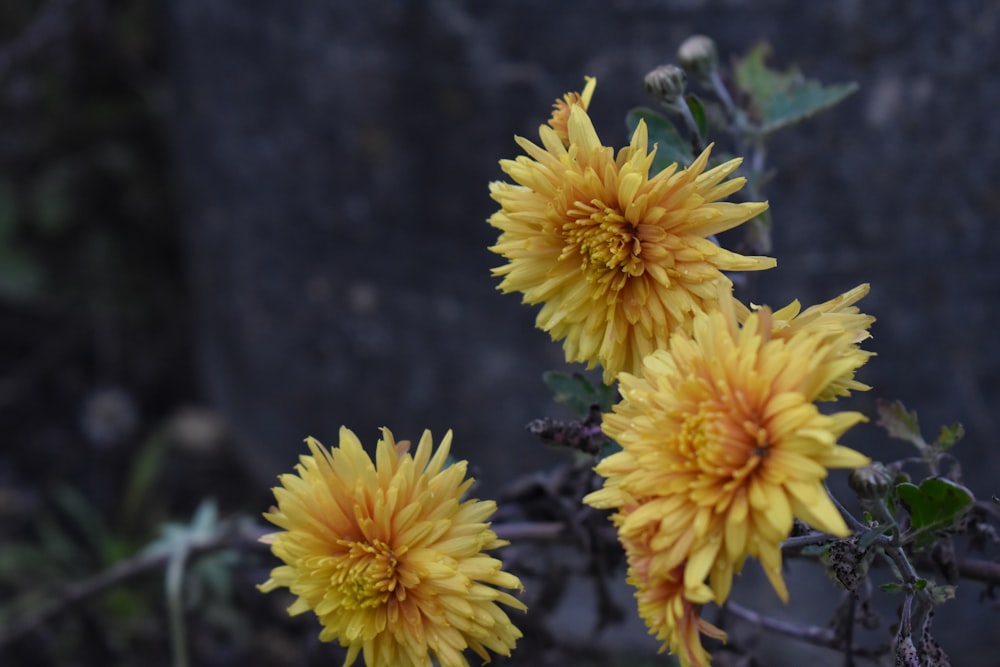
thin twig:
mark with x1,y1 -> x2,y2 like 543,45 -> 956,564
0,518 -> 565,650
877,536 -> 922,586
911,553 -> 1000,585
827,483 -> 868,532
782,532 -> 838,551
0,520 -> 268,649
723,600 -> 885,659
494,521 -> 566,543
843,593 -> 857,667
708,69 -> 737,120
165,540 -> 191,667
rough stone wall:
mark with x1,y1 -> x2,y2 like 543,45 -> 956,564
167,1 -> 1000,660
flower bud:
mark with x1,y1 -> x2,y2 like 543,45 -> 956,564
643,64 -> 687,104
678,35 -> 719,81
848,462 -> 894,499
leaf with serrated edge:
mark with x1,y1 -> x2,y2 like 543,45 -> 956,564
733,42 -> 858,134
934,423 -> 965,451
876,398 -> 925,448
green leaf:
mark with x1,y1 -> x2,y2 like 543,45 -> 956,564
929,582 -> 956,604
120,431 -> 168,530
625,107 -> 695,172
596,439 -> 622,459
896,478 -> 974,546
799,544 -> 829,557
733,42 -> 858,135
49,484 -> 112,563
879,582 -> 904,594
542,371 -> 616,418
186,550 -> 239,609
145,499 -> 224,667
876,399 -> 926,449
685,95 -> 708,140
858,525 -> 891,550
36,512 -> 89,574
934,422 -> 965,451
143,499 -> 222,558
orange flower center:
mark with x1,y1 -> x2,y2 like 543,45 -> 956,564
678,398 -> 767,492
333,538 -> 401,610
563,200 -> 644,288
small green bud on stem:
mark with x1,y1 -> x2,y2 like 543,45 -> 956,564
849,462 -> 894,500
678,35 -> 719,81
643,64 -> 687,104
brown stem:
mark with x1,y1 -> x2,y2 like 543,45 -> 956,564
723,601 -> 886,659
912,553 -> 1000,585
494,521 -> 565,542
0,520 -> 269,650
0,518 -> 567,651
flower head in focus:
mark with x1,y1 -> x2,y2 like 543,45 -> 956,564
736,283 -> 876,401
585,305 -> 871,611
258,427 -> 525,667
489,92 -> 775,384
548,75 -> 597,145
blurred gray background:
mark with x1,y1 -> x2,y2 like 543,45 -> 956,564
166,1 -> 999,663
169,0 -> 1000,488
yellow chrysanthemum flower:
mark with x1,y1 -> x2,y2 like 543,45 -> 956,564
625,545 -> 726,667
547,75 -> 597,145
585,305 -> 871,612
736,283 -> 876,400
259,427 -> 526,667
489,97 -> 775,384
